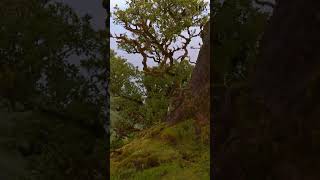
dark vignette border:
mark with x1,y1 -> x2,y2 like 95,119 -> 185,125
103,0 -> 111,178
209,0 -> 214,179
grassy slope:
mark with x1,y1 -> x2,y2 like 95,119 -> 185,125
110,119 -> 210,180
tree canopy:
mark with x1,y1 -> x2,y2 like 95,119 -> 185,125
112,0 -> 209,74
110,50 -> 194,144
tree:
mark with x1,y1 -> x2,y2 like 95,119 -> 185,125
167,0 -> 269,125
0,1 -> 107,179
0,0 -> 98,111
112,0 -> 208,74
166,21 -> 210,128
109,50 -> 144,138
109,50 -> 194,138
214,0 -> 320,179
249,0 -> 320,178
109,50 -> 144,104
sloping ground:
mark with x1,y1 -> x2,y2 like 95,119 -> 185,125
110,119 -> 210,180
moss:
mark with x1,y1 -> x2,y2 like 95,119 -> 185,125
199,123 -> 210,145
110,119 -> 210,180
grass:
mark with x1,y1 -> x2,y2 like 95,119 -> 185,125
110,119 -> 210,180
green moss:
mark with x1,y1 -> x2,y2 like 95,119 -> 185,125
199,124 -> 210,145
110,119 -> 210,180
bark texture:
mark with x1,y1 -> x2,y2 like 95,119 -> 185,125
214,0 -> 320,179
166,22 -> 210,126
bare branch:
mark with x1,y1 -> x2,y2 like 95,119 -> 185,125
188,59 -> 196,64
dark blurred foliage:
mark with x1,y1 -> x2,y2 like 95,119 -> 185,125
211,0 -> 270,117
0,0 -> 107,179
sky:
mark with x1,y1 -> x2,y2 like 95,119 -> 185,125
56,0 -> 106,30
110,0 -> 210,69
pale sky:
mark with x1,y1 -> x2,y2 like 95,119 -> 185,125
110,0 -> 210,69
57,0 -> 106,30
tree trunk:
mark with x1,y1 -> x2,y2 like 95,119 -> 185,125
166,22 -> 211,127
252,0 -> 320,179
214,0 -> 320,179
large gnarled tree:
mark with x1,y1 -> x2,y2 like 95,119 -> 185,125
112,0 -> 209,75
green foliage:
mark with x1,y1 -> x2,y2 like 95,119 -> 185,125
110,50 -> 144,101
0,1 -> 107,179
141,60 -> 194,125
0,0 -> 106,112
110,51 -> 194,141
213,0 -> 268,85
212,1 -> 269,124
110,52 -> 144,140
110,1 -> 203,149
112,0 -> 209,71
114,0 -> 208,39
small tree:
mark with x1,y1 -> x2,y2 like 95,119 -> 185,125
112,0 -> 209,75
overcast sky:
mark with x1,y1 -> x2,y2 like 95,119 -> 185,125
56,0 -> 106,30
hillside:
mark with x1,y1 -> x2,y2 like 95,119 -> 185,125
110,119 -> 210,180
